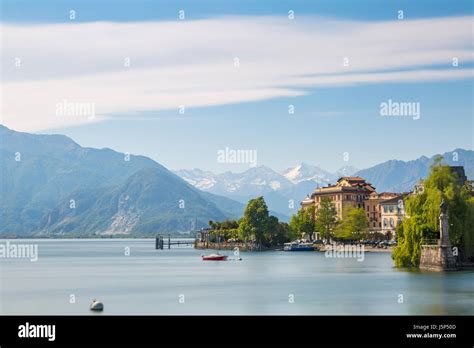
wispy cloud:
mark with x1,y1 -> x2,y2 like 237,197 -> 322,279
1,15 -> 472,131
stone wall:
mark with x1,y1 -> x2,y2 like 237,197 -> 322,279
419,244 -> 457,271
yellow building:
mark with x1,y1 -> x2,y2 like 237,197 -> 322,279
302,176 -> 405,238
309,177 -> 376,219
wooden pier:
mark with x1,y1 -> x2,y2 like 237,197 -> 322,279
155,235 -> 195,249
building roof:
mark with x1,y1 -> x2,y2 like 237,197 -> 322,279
312,185 -> 363,194
336,176 -> 375,190
309,176 -> 377,197
337,176 -> 366,182
380,195 -> 406,205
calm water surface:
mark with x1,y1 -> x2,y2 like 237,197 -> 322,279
0,239 -> 472,315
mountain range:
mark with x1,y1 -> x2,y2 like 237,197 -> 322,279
0,125 -> 244,237
1,124 -> 472,237
174,150 -> 474,217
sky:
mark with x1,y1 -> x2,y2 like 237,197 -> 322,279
1,0 -> 473,173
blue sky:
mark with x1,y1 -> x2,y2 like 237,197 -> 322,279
1,0 -> 473,173
1,0 -> 472,22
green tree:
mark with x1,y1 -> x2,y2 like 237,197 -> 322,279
213,196 -> 293,248
238,196 -> 270,247
393,157 -> 474,267
315,198 -> 338,241
289,208 -> 316,240
265,217 -> 292,246
209,219 -> 239,230
334,206 -> 369,241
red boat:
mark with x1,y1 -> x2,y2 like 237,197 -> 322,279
202,253 -> 228,261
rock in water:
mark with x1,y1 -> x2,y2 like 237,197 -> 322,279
90,299 -> 104,311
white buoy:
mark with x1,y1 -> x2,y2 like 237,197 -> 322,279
90,299 -> 104,311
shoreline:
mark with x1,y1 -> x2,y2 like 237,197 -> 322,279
195,241 -> 396,253
0,236 -> 194,240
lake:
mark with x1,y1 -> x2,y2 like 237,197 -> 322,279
0,239 -> 472,315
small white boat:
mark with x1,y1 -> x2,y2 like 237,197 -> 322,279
202,253 -> 228,261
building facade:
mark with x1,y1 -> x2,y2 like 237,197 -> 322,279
364,192 -> 400,233
302,176 -> 405,238
310,177 -> 376,220
379,195 -> 406,239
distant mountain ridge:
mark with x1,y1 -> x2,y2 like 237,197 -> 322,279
354,149 -> 474,192
174,150 -> 474,216
1,124 -> 472,236
0,125 -> 244,236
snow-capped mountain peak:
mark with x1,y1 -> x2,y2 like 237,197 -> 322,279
282,163 -> 334,184
217,165 -> 293,192
173,168 -> 217,190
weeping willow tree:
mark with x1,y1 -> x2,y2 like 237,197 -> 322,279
393,157 -> 474,267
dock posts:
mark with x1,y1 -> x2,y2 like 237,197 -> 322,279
168,234 -> 171,249
155,235 -> 164,250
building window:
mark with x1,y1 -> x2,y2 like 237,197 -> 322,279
389,218 -> 394,227
383,206 -> 388,213
389,205 -> 394,213
383,218 -> 388,227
